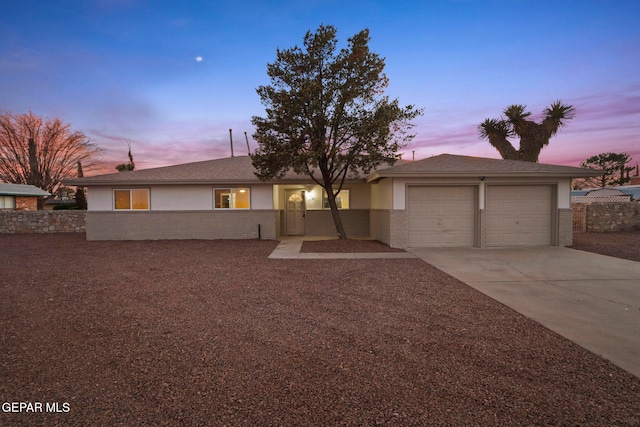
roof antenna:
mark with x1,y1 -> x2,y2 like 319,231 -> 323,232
228,129 -> 234,157
244,132 -> 251,155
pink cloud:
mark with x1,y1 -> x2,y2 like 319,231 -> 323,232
85,118 -> 256,173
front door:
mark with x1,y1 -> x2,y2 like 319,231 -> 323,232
285,190 -> 305,235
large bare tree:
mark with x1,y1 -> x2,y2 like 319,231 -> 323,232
0,112 -> 100,196
479,101 -> 575,162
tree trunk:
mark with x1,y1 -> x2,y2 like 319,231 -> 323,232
319,163 -> 347,239
28,138 -> 42,188
487,135 -> 518,160
325,186 -> 348,239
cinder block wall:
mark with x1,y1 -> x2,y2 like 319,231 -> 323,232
558,208 -> 573,246
86,210 -> 277,240
478,209 -> 486,248
304,209 -> 369,237
388,210 -> 407,248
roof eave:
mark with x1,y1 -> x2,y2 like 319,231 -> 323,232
65,177 -> 367,186
0,192 -> 51,197
368,170 -> 605,180
65,179 -> 267,186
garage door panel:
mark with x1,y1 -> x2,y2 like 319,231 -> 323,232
485,185 -> 553,247
408,186 -> 476,247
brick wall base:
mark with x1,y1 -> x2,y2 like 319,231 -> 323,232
389,210 -> 407,248
304,209 -> 369,237
558,208 -> 573,246
86,210 -> 277,241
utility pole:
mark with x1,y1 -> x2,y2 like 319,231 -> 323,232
244,132 -> 251,155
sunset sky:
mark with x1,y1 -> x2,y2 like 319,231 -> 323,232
1,0 -> 639,173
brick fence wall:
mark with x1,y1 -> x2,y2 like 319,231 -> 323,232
0,210 -> 86,234
572,202 -> 640,232
15,196 -> 38,211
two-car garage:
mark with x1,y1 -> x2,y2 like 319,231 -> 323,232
406,184 -> 555,248
367,154 -> 600,249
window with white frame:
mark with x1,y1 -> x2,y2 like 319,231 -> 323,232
114,189 -> 149,210
0,196 -> 16,210
322,189 -> 350,209
214,188 -> 250,209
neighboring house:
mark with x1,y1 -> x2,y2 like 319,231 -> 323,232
43,188 -> 78,210
0,183 -> 51,211
572,186 -> 640,201
64,154 -> 601,248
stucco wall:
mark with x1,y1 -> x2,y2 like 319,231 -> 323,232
87,184 -> 273,211
370,179 -> 393,210
347,183 -> 372,209
390,177 -> 570,210
275,183 -> 370,211
86,210 -> 276,240
370,209 -> 391,245
87,187 -> 114,210
0,210 -> 86,234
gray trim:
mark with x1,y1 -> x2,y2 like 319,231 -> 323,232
304,209 -> 370,237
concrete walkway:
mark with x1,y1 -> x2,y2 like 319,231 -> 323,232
268,237 -> 416,259
408,246 -> 640,378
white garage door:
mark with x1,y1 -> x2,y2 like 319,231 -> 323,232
407,186 -> 476,247
485,185 -> 553,247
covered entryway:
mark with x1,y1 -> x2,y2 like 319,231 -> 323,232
407,186 -> 477,247
285,190 -> 305,236
484,185 -> 553,247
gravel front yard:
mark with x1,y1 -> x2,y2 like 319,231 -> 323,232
1,234 -> 639,426
571,230 -> 640,262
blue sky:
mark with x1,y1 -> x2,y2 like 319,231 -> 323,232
2,0 -> 639,173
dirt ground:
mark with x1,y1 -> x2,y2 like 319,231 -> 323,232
1,233 -> 639,426
301,239 -> 406,253
571,230 -> 640,262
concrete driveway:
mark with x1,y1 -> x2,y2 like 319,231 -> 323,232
408,246 -> 640,378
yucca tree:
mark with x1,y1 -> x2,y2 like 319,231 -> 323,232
479,101 -> 575,162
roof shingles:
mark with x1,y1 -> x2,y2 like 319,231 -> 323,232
369,154 -> 602,179
0,183 -> 50,196
65,154 -> 602,186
